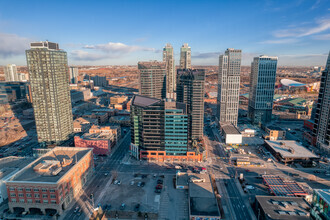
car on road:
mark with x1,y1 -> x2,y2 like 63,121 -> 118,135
137,182 -> 142,187
104,173 -> 108,176
134,204 -> 140,212
113,180 -> 118,184
246,185 -> 255,190
130,181 -> 135,185
117,180 -> 121,185
141,182 -> 145,187
157,179 -> 163,184
153,174 -> 157,179
120,203 -> 126,210
156,184 -> 163,189
155,188 -> 162,193
74,207 -> 79,213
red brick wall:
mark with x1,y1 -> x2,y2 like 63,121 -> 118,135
74,136 -> 111,155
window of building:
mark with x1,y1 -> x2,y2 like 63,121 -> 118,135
26,193 -> 32,198
42,194 -> 48,198
10,193 -> 16,197
18,187 -> 23,191
35,200 -> 41,203
50,189 -> 55,193
27,199 -> 33,203
19,199 -> 25,203
51,200 -> 57,204
18,194 -> 24,197
34,194 -> 40,198
9,187 -> 15,191
34,188 -> 39,192
43,200 -> 48,204
25,188 -> 31,192
50,195 -> 56,199
42,188 -> 47,192
11,198 -> 17,202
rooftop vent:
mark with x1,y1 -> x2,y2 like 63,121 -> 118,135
33,160 -> 62,176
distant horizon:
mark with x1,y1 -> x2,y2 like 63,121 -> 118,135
0,0 -> 329,67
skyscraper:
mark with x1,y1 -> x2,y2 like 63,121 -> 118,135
313,51 -> 330,153
163,43 -> 176,99
180,43 -> 191,69
177,69 -> 205,140
69,66 -> 78,84
4,64 -> 18,82
130,95 -> 188,155
217,48 -> 242,126
248,55 -> 278,125
138,61 -> 166,99
26,41 -> 73,144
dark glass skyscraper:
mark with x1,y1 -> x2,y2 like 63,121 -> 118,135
177,69 -> 205,140
248,55 -> 278,125
313,51 -> 330,154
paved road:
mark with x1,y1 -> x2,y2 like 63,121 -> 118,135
206,124 -> 255,220
61,131 -> 132,220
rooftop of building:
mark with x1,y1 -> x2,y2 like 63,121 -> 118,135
176,171 -> 189,187
314,189 -> 330,203
0,157 -> 34,180
278,97 -> 307,106
255,195 -> 310,220
264,140 -> 318,159
29,41 -> 60,50
6,147 -> 92,184
221,123 -> 241,135
81,132 -> 113,140
188,173 -> 220,217
280,79 -> 306,87
131,95 -> 161,108
73,117 -> 94,126
266,125 -> 284,131
262,175 -> 308,197
110,116 -> 130,121
91,108 -> 117,112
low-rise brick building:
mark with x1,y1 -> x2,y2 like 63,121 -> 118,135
5,147 -> 93,216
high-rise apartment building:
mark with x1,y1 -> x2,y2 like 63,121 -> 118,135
69,66 -> 78,84
26,41 -> 73,144
163,43 -> 176,99
180,43 -> 191,69
248,56 -> 278,125
138,61 -> 166,99
177,69 -> 205,140
313,51 -> 330,153
4,64 -> 18,82
217,48 -> 242,126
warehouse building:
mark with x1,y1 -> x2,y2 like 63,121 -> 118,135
264,140 -> 319,165
220,123 -> 242,144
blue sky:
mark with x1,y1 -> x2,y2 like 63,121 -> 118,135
0,0 -> 329,66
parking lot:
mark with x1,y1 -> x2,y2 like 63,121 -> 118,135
96,170 -> 189,219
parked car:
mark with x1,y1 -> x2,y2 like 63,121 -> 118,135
156,184 -> 163,189
120,203 -> 126,210
141,182 -> 145,187
134,204 -> 140,212
130,181 -> 135,185
157,179 -> 163,184
113,180 -> 118,184
137,182 -> 142,187
117,180 -> 121,185
155,188 -> 162,193
74,207 -> 79,213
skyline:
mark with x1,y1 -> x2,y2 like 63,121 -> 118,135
0,0 -> 330,66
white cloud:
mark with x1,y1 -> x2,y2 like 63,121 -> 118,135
260,38 -> 298,44
83,42 -> 156,54
70,50 -> 109,61
0,33 -> 30,58
274,18 -> 330,38
313,33 -> 330,40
